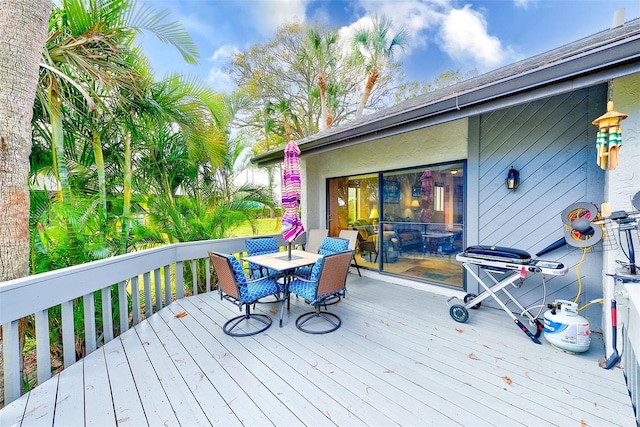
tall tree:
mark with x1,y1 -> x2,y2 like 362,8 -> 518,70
352,15 -> 407,118
0,0 -> 51,277
227,22 -> 402,153
0,0 -> 52,398
299,26 -> 338,131
393,69 -> 479,103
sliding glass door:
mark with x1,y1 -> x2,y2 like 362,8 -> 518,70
327,161 -> 465,288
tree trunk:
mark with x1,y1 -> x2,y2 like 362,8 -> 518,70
119,132 -> 132,254
318,72 -> 327,131
355,67 -> 379,118
0,0 -> 52,397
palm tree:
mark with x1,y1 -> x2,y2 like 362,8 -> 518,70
0,0 -> 52,398
352,15 -> 407,118
35,0 -> 199,258
300,26 -> 338,131
40,0 -> 198,192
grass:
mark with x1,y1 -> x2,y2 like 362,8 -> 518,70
228,217 -> 282,237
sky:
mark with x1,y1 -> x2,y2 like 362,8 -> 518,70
139,0 -> 640,94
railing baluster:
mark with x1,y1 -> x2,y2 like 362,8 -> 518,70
84,292 -> 96,353
191,259 -> 198,295
61,301 -> 76,368
102,286 -> 113,343
131,275 -> 141,325
118,280 -> 129,333
176,261 -> 184,299
154,268 -> 162,311
35,309 -> 51,384
3,320 -> 20,403
164,265 -> 171,305
205,257 -> 211,292
143,271 -> 152,318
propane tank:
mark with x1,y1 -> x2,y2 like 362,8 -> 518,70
543,300 -> 591,353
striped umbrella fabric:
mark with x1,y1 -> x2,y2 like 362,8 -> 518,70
281,140 -> 305,244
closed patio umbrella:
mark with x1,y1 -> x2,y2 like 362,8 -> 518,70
281,140 -> 305,259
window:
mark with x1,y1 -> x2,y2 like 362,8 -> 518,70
434,184 -> 444,211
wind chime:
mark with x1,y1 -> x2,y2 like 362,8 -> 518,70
592,101 -> 628,170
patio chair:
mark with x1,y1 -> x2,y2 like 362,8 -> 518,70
245,236 -> 279,278
297,236 -> 349,278
288,250 -> 352,334
338,229 -> 362,276
208,251 -> 282,337
356,231 -> 378,262
304,228 -> 328,253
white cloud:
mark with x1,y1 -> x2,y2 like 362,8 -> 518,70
210,44 -> 240,63
246,0 -> 311,35
514,0 -> 535,10
437,5 -> 513,70
206,45 -> 241,93
353,0 -> 445,54
207,67 -> 235,94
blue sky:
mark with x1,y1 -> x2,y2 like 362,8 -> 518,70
140,0 -> 640,93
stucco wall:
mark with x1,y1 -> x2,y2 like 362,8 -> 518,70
602,74 -> 640,356
301,119 -> 468,229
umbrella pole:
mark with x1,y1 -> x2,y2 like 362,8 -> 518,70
288,242 -> 292,260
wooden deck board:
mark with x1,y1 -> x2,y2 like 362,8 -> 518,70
350,282 -> 631,425
83,346 -> 116,425
1,274 -> 635,427
102,337 -> 147,426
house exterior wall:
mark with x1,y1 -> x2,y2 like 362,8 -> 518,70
301,120 -> 468,230
603,73 -> 640,356
468,84 -> 608,330
300,78 -> 638,335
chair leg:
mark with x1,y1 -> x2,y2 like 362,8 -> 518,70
352,255 -> 361,277
295,306 -> 341,334
223,304 -> 272,337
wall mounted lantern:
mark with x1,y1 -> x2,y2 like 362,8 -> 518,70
505,166 -> 520,190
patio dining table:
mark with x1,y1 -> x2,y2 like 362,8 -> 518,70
243,249 -> 323,327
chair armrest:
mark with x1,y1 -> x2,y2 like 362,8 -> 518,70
290,275 -> 317,283
245,275 -> 279,285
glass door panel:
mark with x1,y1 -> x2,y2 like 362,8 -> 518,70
380,162 -> 465,288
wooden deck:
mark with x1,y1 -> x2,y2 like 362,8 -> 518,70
1,273 -> 635,426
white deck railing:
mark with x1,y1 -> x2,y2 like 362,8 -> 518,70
1,234 -> 302,405
1,234 -> 639,422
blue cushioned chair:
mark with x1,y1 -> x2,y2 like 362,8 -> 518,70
245,237 -> 280,278
208,251 -> 282,337
297,236 -> 349,278
289,250 -> 353,334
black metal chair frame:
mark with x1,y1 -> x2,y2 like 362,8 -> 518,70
290,251 -> 352,334
209,251 -> 278,337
